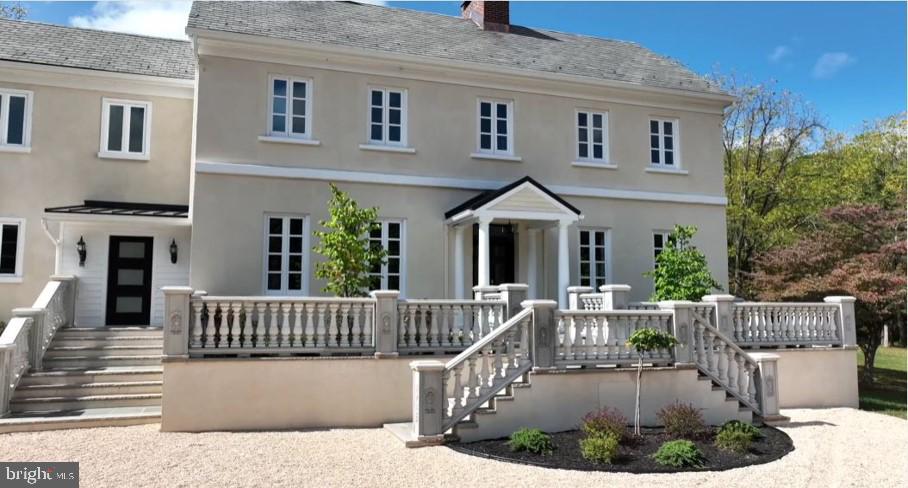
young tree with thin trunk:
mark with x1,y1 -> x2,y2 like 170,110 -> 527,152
626,328 -> 677,435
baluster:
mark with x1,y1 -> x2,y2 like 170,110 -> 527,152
203,302 -> 217,348
292,302 -> 304,347
230,302 -> 243,348
479,344 -> 491,391
315,304 -> 327,347
363,304 -> 374,347
717,338 -> 728,383
746,363 -> 757,403
191,300 -> 204,348
351,303 -> 363,347
339,303 -> 351,347
441,305 -> 452,347
451,363 -> 464,415
304,303 -> 315,347
562,315 -> 573,361
725,346 -> 737,391
452,305 -> 464,347
733,308 -> 744,342
266,302 -> 279,347
492,337 -> 504,379
505,328 -> 517,370
695,322 -> 706,365
705,329 -> 717,373
413,305 -> 426,347
735,355 -> 746,396
594,315 -> 605,360
519,317 -> 530,363
429,305 -> 440,347
241,301 -> 252,348
253,302 -> 265,348
470,305 -> 482,343
327,303 -> 340,347
280,303 -> 292,347
466,356 -> 479,402
480,305 -> 490,337
406,306 -> 416,347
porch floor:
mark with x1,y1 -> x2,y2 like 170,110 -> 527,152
0,408 -> 903,487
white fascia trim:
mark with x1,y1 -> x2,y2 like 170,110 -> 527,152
0,60 -> 194,99
42,213 -> 192,227
196,160 -> 728,206
190,31 -> 734,113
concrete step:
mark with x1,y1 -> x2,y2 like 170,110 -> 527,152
45,345 -> 162,358
13,381 -> 162,399
52,336 -> 163,347
20,366 -> 163,386
55,327 -> 163,339
41,355 -> 162,369
10,393 -> 162,413
0,406 -> 160,434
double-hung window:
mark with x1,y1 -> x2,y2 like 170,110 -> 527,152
0,88 -> 33,152
477,99 -> 513,155
269,76 -> 311,139
368,88 -> 407,146
369,220 -> 405,293
100,98 -> 151,160
576,110 -> 608,163
579,229 -> 609,289
0,218 -> 25,282
264,215 -> 309,295
649,118 -> 679,168
653,230 -> 671,268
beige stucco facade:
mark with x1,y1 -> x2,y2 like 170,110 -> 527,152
774,347 -> 860,409
0,64 -> 193,323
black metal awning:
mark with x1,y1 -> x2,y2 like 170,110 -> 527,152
45,200 -> 189,219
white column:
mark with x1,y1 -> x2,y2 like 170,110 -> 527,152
557,220 -> 570,308
477,216 -> 491,288
453,225 -> 465,299
526,228 -> 539,300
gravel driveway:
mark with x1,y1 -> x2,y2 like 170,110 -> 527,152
0,408 -> 904,487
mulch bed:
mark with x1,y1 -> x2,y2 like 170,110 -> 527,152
448,426 -> 794,473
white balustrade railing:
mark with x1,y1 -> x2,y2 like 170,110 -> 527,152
578,293 -> 604,311
627,302 -> 660,311
555,310 -> 675,366
188,297 -> 375,354
689,305 -> 762,414
0,317 -> 33,414
397,300 -> 505,353
441,307 -> 533,431
731,303 -> 842,347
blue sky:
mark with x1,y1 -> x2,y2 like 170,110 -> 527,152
19,1 -> 907,134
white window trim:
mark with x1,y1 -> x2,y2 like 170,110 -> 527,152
266,74 -> 314,141
98,97 -> 152,161
262,214 -> 311,296
648,117 -> 681,170
370,219 -> 407,297
577,227 -> 611,289
476,98 -> 515,157
652,230 -> 672,269
0,87 -> 34,153
366,86 -> 409,148
0,217 -> 26,283
574,109 -> 609,165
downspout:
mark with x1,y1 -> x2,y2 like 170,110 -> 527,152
41,218 -> 63,274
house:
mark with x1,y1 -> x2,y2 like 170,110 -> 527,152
0,2 -> 858,437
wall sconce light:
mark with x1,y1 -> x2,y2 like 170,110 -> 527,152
169,239 -> 178,264
76,236 -> 87,267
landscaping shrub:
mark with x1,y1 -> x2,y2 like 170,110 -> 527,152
579,433 -> 620,464
715,429 -> 753,453
657,401 -> 706,439
507,428 -> 554,455
719,420 -> 762,439
652,440 -> 705,468
581,407 -> 628,441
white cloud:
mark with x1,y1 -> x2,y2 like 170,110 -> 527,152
768,45 -> 791,63
70,1 -> 192,40
812,52 -> 856,79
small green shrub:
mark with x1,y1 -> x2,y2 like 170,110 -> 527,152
658,401 -> 706,439
507,428 -> 554,455
579,433 -> 619,464
715,429 -> 753,453
652,440 -> 705,468
581,407 -> 628,441
719,420 -> 761,439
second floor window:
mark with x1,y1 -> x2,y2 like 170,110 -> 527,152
269,76 -> 311,138
100,99 -> 150,159
650,118 -> 679,168
368,88 -> 406,146
477,99 -> 512,155
0,89 -> 32,151
577,110 -> 608,163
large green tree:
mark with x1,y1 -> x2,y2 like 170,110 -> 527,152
645,225 -> 722,302
0,2 -> 27,19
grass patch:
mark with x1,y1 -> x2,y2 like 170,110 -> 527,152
857,347 -> 906,419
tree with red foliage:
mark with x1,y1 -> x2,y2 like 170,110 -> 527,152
752,203 -> 906,383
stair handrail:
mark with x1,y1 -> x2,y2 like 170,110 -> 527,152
0,317 -> 34,415
441,306 -> 534,431
689,305 -> 763,415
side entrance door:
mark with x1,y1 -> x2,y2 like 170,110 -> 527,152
105,236 -> 153,325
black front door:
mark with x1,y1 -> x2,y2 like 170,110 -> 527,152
106,236 -> 153,325
473,224 -> 516,286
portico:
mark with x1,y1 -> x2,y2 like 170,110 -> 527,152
444,177 -> 582,307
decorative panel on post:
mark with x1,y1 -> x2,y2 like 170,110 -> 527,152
410,360 -> 446,445
824,296 -> 857,347
657,301 -> 695,365
162,286 -> 193,358
371,290 -> 400,358
702,294 -> 736,338
522,300 -> 558,369
748,352 -> 784,421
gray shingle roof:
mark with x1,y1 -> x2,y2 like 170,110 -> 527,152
0,18 -> 195,80
188,1 -> 724,96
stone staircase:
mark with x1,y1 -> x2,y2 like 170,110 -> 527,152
0,326 -> 163,433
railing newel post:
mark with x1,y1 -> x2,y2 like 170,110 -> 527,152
162,286 -> 194,358
824,296 -> 857,347
410,359 -> 446,444
702,294 -> 736,338
567,286 -> 593,311
522,300 -> 558,369
371,290 -> 400,358
12,307 -> 45,372
599,284 -> 631,311
748,352 -> 785,421
657,301 -> 695,365
498,284 -> 528,320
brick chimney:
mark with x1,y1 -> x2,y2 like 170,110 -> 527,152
461,1 -> 510,32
